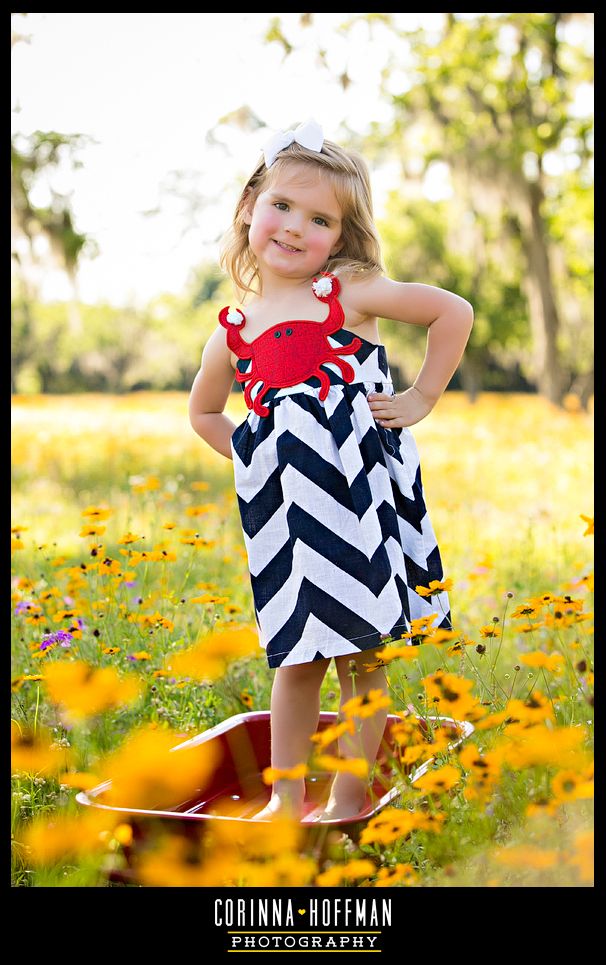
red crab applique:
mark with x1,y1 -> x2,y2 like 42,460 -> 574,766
219,273 -> 362,417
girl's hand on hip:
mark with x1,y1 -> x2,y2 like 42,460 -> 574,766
367,387 -> 435,428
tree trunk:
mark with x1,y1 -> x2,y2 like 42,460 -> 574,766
511,172 -> 566,404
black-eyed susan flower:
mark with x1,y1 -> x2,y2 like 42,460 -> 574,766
79,525 -> 106,537
118,532 -> 144,545
341,689 -> 391,720
81,505 -> 113,520
415,578 -> 453,598
412,763 -> 460,795
505,690 -> 555,725
479,624 -> 501,638
422,671 -> 484,721
359,807 -> 424,846
512,602 -> 543,620
401,613 -> 439,645
240,689 -> 253,709
551,768 -> 593,803
373,644 -> 419,664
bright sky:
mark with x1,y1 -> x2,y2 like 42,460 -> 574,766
11,12 -> 592,307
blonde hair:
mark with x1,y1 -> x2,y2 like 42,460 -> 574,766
219,138 -> 384,301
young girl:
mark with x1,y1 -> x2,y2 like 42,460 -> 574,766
188,120 -> 473,823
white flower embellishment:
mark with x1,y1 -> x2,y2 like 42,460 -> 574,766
312,276 -> 333,297
226,309 -> 244,325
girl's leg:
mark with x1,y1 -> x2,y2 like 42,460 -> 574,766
322,648 -> 389,820
253,656 -> 331,820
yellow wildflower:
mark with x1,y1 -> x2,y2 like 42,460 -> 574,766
81,505 -> 113,520
11,722 -> 73,776
579,514 -> 593,536
505,690 -> 555,725
551,769 -> 594,803
262,763 -> 308,783
372,863 -> 417,887
21,809 -> 117,866
415,578 -> 453,597
313,755 -> 368,779
567,830 -> 593,884
493,845 -> 559,869
166,626 -> 258,682
518,651 -> 565,673
43,660 -> 142,724
316,859 -> 376,887
98,726 -> 221,810
412,763 -> 461,795
310,719 -> 356,749
131,475 -> 161,492
359,807 -> 422,846
341,688 -> 391,719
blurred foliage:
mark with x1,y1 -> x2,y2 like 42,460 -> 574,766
11,265 -> 230,394
10,13 -> 593,404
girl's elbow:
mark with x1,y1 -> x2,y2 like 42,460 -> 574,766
458,298 -> 474,326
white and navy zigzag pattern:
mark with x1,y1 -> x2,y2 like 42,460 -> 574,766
230,329 -> 452,668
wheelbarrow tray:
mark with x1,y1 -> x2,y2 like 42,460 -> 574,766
77,710 -> 474,827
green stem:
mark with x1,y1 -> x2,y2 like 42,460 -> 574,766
33,685 -> 40,737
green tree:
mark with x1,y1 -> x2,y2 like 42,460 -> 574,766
263,12 -> 593,407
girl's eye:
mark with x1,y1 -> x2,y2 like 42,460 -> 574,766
274,202 -> 289,211
312,217 -> 329,227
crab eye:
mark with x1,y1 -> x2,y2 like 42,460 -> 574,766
285,328 -> 293,336
274,330 -> 282,338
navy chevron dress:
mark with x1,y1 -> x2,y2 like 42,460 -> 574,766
224,277 -> 452,669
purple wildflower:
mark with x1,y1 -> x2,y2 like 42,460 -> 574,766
56,630 -> 73,648
15,601 -> 33,615
40,630 -> 73,650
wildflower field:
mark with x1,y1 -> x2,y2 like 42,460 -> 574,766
11,390 -> 593,887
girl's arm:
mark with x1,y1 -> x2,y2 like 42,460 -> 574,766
188,326 -> 238,460
342,275 -> 474,406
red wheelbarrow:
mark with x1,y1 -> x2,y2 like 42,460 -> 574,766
77,710 -> 474,884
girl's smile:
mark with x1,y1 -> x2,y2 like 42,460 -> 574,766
272,238 -> 303,253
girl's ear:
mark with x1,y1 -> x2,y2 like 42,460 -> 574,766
240,189 -> 254,226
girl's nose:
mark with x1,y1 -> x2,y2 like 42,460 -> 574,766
285,216 -> 304,236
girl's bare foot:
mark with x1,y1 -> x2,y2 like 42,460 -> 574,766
253,793 -> 303,821
316,773 -> 369,821
252,779 -> 305,821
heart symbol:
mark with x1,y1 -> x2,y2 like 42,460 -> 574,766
298,909 -> 306,915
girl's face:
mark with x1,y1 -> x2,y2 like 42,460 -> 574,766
243,164 -> 343,284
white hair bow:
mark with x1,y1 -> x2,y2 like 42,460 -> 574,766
263,119 -> 324,168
